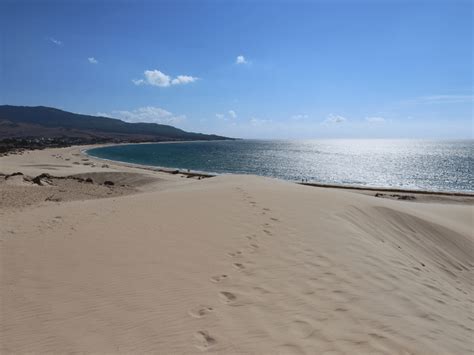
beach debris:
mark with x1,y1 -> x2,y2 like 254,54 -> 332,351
32,173 -> 54,186
103,180 -> 114,186
6,172 -> 24,178
375,193 -> 416,201
2,172 -> 35,186
45,195 -> 62,202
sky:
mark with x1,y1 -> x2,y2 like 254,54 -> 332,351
1,0 -> 472,139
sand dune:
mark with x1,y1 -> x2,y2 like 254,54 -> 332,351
0,147 -> 473,354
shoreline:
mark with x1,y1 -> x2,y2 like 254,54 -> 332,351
85,143 -> 474,199
299,182 -> 474,198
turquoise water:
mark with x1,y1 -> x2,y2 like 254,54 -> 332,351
87,139 -> 474,193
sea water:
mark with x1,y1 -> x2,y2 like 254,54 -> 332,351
87,139 -> 473,193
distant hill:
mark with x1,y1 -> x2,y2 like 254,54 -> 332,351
0,105 -> 231,142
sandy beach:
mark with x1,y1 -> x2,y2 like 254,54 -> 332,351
0,146 -> 473,354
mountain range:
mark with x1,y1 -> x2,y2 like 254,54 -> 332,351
0,105 -> 231,142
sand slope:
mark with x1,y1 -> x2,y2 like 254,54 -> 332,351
1,147 -> 473,354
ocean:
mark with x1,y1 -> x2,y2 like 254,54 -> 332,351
87,139 -> 473,193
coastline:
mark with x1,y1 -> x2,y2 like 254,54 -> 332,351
1,145 -> 473,353
85,142 -> 474,201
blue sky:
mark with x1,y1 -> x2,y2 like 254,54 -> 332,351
1,0 -> 472,139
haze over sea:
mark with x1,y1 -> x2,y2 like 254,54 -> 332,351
88,139 -> 473,193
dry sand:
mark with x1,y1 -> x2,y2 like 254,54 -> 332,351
0,146 -> 473,354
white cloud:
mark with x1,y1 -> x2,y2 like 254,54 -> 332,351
236,55 -> 248,64
140,70 -> 171,87
99,106 -> 186,126
291,114 -> 309,121
404,95 -> 474,105
171,75 -> 198,85
324,114 -> 347,124
132,79 -> 145,85
133,69 -> 198,87
422,95 -> 474,103
49,37 -> 62,46
88,57 -> 98,64
250,118 -> 272,126
365,116 -> 385,123
96,112 -> 112,118
216,110 -> 237,120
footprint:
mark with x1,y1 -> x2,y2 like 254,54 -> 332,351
210,274 -> 228,283
194,330 -> 217,351
189,306 -> 214,318
227,251 -> 243,258
249,243 -> 259,250
219,291 -> 238,305
263,230 -> 272,236
253,286 -> 272,294
270,217 -> 280,222
233,263 -> 245,271
263,208 -> 271,211
368,332 -> 386,340
289,320 -> 314,338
